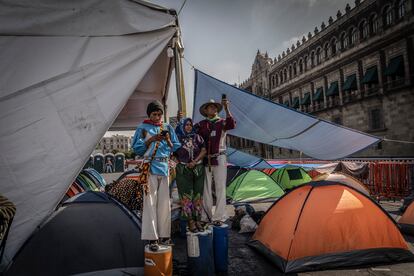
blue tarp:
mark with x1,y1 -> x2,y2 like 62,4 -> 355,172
193,70 -> 380,160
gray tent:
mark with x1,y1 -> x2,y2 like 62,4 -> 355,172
5,192 -> 144,276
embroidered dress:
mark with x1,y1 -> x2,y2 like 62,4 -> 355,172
175,119 -> 206,221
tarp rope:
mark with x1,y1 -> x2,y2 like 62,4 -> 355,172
178,0 -> 188,15
383,138 -> 414,144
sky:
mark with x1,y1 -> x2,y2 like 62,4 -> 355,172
106,0 -> 351,137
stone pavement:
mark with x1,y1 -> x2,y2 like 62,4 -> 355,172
101,172 -> 414,275
172,200 -> 414,276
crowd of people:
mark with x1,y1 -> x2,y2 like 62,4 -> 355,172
131,97 -> 236,251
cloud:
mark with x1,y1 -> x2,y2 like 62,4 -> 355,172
214,61 -> 245,85
282,36 -> 301,49
268,35 -> 303,58
289,0 -> 341,8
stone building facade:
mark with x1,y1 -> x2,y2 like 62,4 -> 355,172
234,0 -> 414,159
97,134 -> 132,154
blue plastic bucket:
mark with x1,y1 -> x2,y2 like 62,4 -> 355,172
187,227 -> 214,276
213,223 -> 229,272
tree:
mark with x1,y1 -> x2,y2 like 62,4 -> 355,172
124,149 -> 136,159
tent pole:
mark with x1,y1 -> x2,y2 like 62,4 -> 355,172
174,30 -> 187,117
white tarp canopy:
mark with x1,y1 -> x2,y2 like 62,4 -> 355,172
0,0 -> 177,268
193,70 -> 381,160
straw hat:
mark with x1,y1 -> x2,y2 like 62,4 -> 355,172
199,99 -> 222,117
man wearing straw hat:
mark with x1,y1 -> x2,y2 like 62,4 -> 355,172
196,96 -> 236,225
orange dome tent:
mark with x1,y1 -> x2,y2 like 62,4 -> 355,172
399,201 -> 414,236
249,181 -> 414,273
312,172 -> 370,196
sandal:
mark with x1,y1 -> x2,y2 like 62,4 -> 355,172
213,220 -> 223,227
195,221 -> 205,232
159,238 -> 174,246
149,240 -> 159,252
188,220 -> 198,233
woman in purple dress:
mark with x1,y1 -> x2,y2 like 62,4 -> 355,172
175,118 -> 206,232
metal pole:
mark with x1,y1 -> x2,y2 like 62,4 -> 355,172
174,36 -> 187,117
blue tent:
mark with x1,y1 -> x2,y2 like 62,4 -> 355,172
226,147 -> 272,169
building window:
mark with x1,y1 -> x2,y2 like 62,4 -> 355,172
370,14 -> 379,34
313,87 -> 323,107
340,32 -> 348,49
384,5 -> 393,27
362,66 -> 379,93
385,55 -> 404,76
304,56 -> 308,70
310,51 -> 315,67
369,108 -> 384,131
289,65 -> 292,79
326,81 -> 339,98
316,48 -> 321,65
331,38 -> 337,55
359,20 -> 369,39
284,69 -> 287,82
350,27 -> 358,45
292,97 -> 300,109
398,0 -> 406,19
280,71 -> 283,83
293,62 -> 297,76
324,43 -> 329,59
385,55 -> 405,85
343,74 -> 358,93
299,59 -> 303,74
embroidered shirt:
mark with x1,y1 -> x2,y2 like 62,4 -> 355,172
132,123 -> 181,176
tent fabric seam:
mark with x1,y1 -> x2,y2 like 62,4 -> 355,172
286,186 -> 314,261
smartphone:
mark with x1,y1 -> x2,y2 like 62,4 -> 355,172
160,130 -> 169,136
222,94 -> 227,100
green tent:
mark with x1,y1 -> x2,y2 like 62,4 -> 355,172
227,170 -> 285,203
270,166 -> 312,190
78,173 -> 99,191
